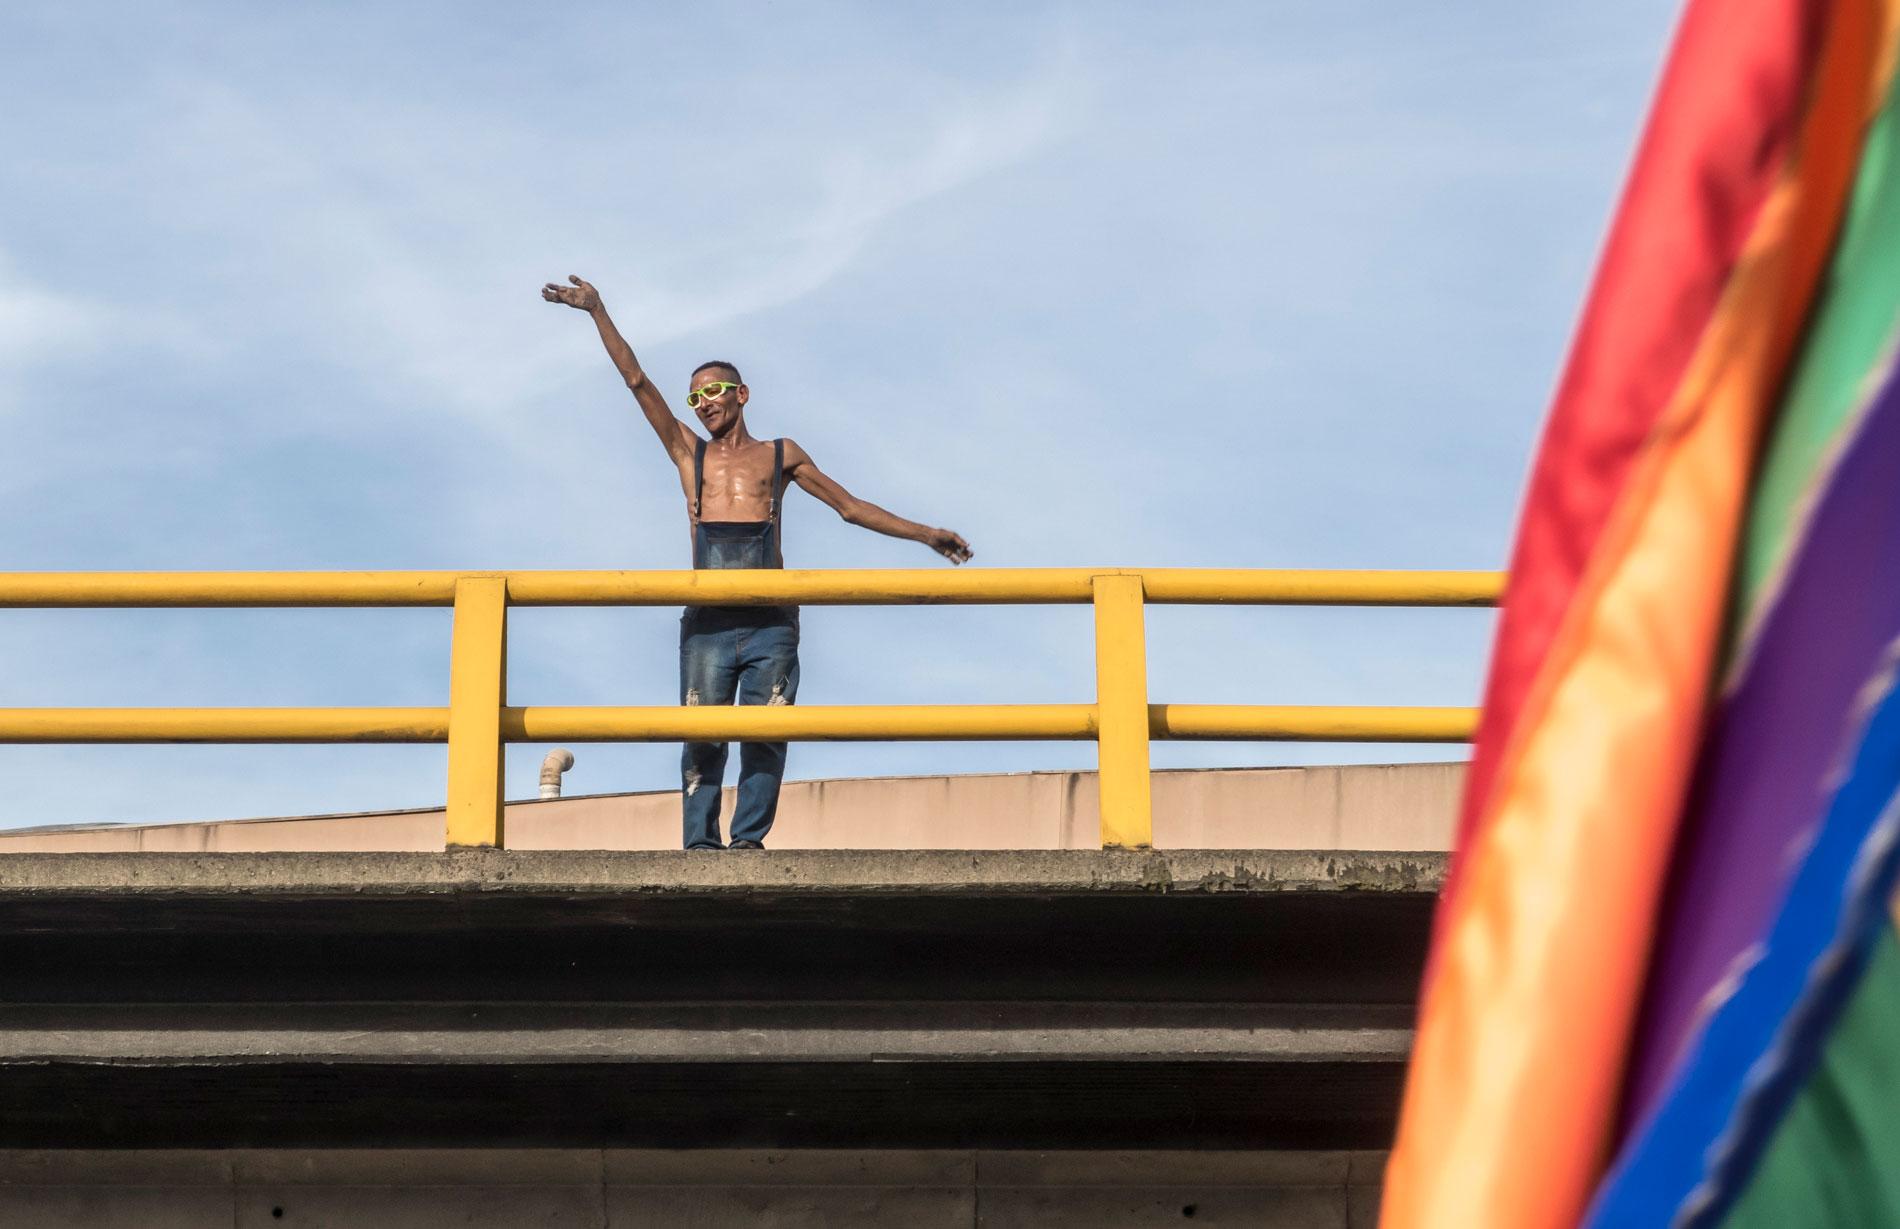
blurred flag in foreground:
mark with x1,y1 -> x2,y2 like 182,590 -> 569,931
1382,0 -> 1900,1225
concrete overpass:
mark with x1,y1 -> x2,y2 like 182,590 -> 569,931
0,764 -> 1454,1226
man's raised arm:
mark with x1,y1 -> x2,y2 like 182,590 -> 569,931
782,440 -> 973,564
542,275 -> 693,462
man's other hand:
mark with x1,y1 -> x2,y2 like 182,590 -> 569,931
541,274 -> 601,312
929,529 -> 973,565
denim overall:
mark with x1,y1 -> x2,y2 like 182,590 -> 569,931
678,438 -> 800,849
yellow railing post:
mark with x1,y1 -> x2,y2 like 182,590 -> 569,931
446,576 -> 507,848
1092,573 -> 1152,848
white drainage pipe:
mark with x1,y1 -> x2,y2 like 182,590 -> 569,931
538,749 -> 575,800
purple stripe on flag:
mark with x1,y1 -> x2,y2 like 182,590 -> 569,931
1624,348 -> 1900,1127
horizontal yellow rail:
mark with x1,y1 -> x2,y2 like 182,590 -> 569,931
0,704 -> 1477,743
0,708 -> 452,742
0,568 -> 1503,608
0,566 -> 1502,848
506,705 -> 1098,742
1153,704 -> 1479,742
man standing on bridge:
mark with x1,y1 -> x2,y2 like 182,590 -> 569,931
542,275 -> 973,851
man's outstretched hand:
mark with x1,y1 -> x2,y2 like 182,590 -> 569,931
541,274 -> 601,312
929,529 -> 973,565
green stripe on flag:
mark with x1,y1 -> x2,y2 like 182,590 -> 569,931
1733,75 -> 1900,642
1722,920 -> 1900,1227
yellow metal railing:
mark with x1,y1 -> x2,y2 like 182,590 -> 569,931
0,568 -> 1503,848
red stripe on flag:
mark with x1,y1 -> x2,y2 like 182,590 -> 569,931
1458,0 -> 1826,856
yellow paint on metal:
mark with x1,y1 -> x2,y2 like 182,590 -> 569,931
503,568 -> 1102,606
0,567 -> 1501,855
445,577 -> 508,848
1093,574 -> 1153,848
1150,704 -> 1479,742
0,571 -> 467,607
1136,569 -> 1503,607
0,568 -> 1504,609
0,708 -> 450,742
503,704 -> 1097,742
0,703 -> 1474,745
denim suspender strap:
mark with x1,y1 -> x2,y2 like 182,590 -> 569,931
771,439 -> 784,566
692,439 -> 706,521
690,439 -> 707,568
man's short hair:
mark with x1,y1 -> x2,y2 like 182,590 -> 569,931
691,360 -> 743,384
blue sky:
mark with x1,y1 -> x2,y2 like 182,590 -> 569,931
0,2 -> 1678,826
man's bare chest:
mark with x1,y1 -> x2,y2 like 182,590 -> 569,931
690,441 -> 778,522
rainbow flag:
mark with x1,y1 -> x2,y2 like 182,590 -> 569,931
1382,0 -> 1900,1225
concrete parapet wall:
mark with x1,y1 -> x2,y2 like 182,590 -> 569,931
0,761 -> 1463,853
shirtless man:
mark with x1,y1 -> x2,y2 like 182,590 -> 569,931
542,275 -> 972,850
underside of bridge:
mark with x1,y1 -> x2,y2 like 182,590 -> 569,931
0,847 -> 1436,1224
0,849 -> 1436,1148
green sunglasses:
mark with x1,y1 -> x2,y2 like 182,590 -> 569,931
685,380 -> 741,409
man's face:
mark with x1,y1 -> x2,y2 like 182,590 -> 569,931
688,368 -> 747,436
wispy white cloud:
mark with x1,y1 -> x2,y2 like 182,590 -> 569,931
79,39 -> 1092,445
0,252 -> 103,381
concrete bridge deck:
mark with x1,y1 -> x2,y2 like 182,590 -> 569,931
0,848 -> 1440,1154
0,769 -> 1453,1224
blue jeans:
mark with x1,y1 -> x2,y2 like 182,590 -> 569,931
678,607 -> 800,849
